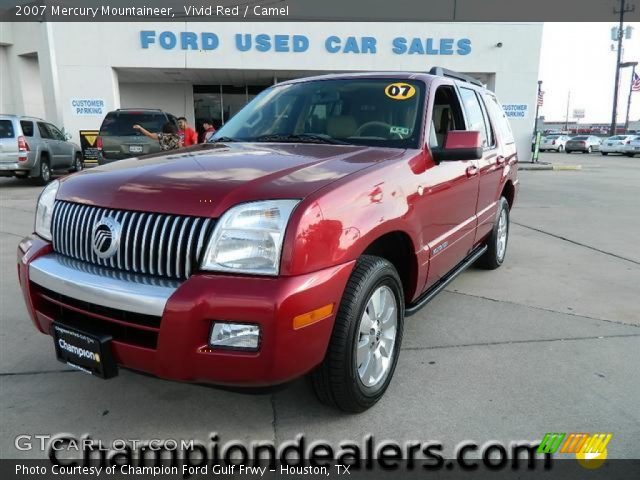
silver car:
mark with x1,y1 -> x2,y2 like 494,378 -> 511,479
540,134 -> 570,152
0,115 -> 83,185
623,136 -> 640,157
565,135 -> 601,154
600,135 -> 636,155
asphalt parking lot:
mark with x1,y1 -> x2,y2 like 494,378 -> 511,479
1,152 -> 639,459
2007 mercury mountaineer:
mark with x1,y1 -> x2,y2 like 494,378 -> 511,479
18,68 -> 519,412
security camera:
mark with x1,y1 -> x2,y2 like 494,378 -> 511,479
496,42 -> 503,48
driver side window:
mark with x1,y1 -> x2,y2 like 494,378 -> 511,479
429,86 -> 465,148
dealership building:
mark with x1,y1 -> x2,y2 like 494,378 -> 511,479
0,22 -> 542,159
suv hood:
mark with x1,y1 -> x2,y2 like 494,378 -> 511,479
58,143 -> 403,217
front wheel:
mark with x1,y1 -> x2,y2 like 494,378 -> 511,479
477,197 -> 510,270
558,145 -> 564,152
586,146 -> 592,153
309,256 -> 404,412
602,152 -> 608,156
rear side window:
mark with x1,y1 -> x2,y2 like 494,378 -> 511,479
485,94 -> 515,145
459,87 -> 491,148
37,122 -> 52,139
0,120 -> 15,138
100,112 -> 166,136
20,121 -> 34,137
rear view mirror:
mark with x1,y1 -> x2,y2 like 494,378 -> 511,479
432,130 -> 483,162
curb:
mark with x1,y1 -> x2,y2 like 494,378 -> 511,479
519,164 -> 582,171
552,165 -> 582,171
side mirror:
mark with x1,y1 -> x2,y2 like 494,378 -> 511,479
432,130 -> 483,162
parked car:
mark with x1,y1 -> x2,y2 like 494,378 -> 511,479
565,135 -> 601,153
0,115 -> 83,184
600,135 -> 636,155
540,134 -> 570,152
18,68 -> 519,412
97,109 -> 178,164
623,136 -> 640,157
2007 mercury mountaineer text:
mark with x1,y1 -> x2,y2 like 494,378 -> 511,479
18,69 -> 519,412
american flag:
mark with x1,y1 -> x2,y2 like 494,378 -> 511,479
537,90 -> 545,106
632,72 -> 640,92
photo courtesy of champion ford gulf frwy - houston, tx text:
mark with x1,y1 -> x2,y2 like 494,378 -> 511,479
1,1 -> 639,479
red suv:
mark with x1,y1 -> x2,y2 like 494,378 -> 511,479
18,68 -> 518,412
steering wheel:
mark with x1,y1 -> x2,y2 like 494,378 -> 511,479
354,121 -> 395,138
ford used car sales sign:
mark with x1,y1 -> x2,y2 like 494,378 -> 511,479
139,31 -> 472,55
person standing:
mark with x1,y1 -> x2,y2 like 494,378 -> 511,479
202,120 -> 216,143
133,122 -> 182,151
177,117 -> 198,146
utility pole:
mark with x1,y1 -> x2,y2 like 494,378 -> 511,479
610,0 -> 635,136
564,90 -> 571,131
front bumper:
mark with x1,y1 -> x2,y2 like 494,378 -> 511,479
18,236 -> 355,386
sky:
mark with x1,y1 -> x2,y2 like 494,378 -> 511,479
538,22 -> 640,124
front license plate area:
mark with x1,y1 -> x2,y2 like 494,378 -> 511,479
53,323 -> 118,379
129,145 -> 143,153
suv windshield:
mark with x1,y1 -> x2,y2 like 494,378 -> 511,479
100,112 -> 166,136
212,79 -> 425,149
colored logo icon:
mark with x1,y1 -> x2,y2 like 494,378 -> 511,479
537,432 -> 612,469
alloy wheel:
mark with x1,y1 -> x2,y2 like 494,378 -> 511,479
356,285 -> 398,389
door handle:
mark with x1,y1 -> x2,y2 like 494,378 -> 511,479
496,156 -> 506,165
465,165 -> 479,177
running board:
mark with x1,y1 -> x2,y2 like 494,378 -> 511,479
405,245 -> 488,317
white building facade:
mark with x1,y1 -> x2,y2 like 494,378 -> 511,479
0,22 -> 543,159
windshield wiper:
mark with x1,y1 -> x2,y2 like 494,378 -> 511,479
252,133 -> 348,145
210,136 -> 240,143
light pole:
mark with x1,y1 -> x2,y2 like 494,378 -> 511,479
610,0 -> 635,136
532,80 -> 543,163
621,61 -> 638,133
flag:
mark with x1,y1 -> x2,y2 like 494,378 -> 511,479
632,72 -> 640,92
537,90 -> 545,106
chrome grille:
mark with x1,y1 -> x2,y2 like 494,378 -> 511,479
52,201 -> 214,280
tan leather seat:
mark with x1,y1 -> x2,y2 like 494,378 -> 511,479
327,115 -> 358,138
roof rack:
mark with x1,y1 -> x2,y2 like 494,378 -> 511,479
116,108 -> 163,111
429,67 -> 483,87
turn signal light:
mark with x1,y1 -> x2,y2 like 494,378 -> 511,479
293,304 -> 334,330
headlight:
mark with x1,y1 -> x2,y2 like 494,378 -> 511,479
201,200 -> 300,276
35,180 -> 59,241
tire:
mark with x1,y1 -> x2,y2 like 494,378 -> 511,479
558,145 -> 564,152
309,256 -> 404,412
602,152 -> 608,156
69,153 -> 83,173
566,150 -> 572,154
587,146 -> 592,154
626,153 -> 634,157
34,157 -> 51,186
477,197 -> 510,270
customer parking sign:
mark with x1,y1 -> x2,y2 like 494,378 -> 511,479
502,104 -> 529,118
71,98 -> 105,116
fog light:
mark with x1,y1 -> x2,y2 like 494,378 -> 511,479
209,322 -> 260,350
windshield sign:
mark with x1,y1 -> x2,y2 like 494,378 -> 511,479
212,79 -> 425,149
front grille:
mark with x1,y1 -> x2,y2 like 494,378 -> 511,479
32,283 -> 160,349
52,201 -> 214,280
